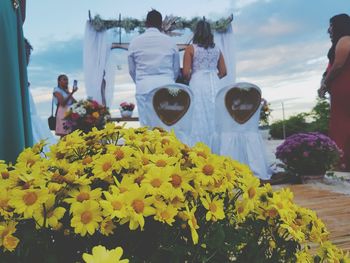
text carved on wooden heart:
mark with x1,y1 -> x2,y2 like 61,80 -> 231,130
153,87 -> 191,126
225,87 -> 261,124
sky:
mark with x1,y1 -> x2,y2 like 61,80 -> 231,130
24,0 -> 350,121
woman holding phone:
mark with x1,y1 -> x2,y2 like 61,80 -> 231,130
53,75 -> 78,137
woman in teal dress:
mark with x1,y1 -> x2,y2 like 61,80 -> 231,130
0,0 -> 33,163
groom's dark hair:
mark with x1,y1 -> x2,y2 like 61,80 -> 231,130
146,9 -> 162,30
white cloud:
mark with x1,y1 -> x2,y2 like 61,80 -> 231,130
233,0 -> 271,9
236,41 -> 329,75
257,17 -> 299,36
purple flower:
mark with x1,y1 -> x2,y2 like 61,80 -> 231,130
275,132 -> 341,175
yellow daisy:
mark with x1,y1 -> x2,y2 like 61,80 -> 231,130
71,200 -> 103,236
92,154 -> 117,180
183,205 -> 199,245
154,202 -> 178,226
82,245 -> 129,263
0,221 -> 19,252
0,188 -> 13,218
240,175 -> 261,203
124,188 -> 155,230
65,185 -> 102,212
141,167 -> 172,196
33,195 -> 66,229
105,145 -> 135,173
10,188 -> 49,218
200,194 -> 225,221
188,142 -> 212,161
100,218 -> 116,236
192,156 -> 225,186
148,154 -> 179,168
15,148 -> 41,169
100,190 -> 128,219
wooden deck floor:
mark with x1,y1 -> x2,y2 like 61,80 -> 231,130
280,184 -> 350,252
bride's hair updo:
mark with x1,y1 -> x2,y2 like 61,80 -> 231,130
193,20 -> 215,49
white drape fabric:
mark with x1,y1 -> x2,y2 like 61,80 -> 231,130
29,89 -> 57,152
83,22 -> 114,107
83,21 -> 235,108
213,83 -> 272,180
214,22 -> 236,86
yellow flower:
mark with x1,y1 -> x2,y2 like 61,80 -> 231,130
0,221 -> 19,251
235,199 -> 253,223
115,175 -> 139,194
148,154 -> 179,168
0,188 -> 13,218
279,222 -> 305,242
124,188 -> 155,230
141,167 -> 172,196
10,188 -> 49,218
188,142 -> 212,160
15,148 -> 41,169
192,156 -> 225,186
0,164 -> 18,189
82,245 -> 129,263
105,145 -> 135,173
168,164 -> 193,193
183,205 -> 199,244
65,185 -> 102,212
154,202 -> 178,226
100,218 -> 116,236
92,154 -> 117,180
200,195 -> 225,221
92,112 -> 100,119
51,160 -> 88,185
100,189 -> 128,219
317,241 -> 348,262
71,200 -> 103,236
2,234 -> 19,252
240,174 -> 260,202
295,249 -> 313,263
33,195 -> 66,229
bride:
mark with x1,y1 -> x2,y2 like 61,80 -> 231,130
182,20 -> 227,148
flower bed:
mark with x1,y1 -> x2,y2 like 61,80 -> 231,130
276,132 -> 341,176
0,125 -> 348,262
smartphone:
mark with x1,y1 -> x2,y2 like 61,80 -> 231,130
73,80 -> 78,88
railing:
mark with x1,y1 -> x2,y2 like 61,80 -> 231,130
109,117 -> 139,122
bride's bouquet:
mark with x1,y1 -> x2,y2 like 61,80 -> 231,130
64,99 -> 110,133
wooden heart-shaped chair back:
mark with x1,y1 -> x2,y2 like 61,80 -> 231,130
152,85 -> 191,126
224,83 -> 262,124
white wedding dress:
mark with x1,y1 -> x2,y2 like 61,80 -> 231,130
187,44 -> 221,148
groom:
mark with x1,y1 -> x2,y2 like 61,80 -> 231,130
128,9 -> 180,126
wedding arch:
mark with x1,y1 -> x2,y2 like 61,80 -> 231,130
83,12 -> 236,107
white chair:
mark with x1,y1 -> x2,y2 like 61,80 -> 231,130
213,82 -> 272,180
141,83 -> 194,146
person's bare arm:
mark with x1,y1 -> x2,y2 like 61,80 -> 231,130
54,92 -> 65,106
217,52 -> 227,79
182,45 -> 193,81
54,88 -> 77,107
324,36 -> 350,89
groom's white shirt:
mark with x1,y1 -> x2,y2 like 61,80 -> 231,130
128,28 -> 180,94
